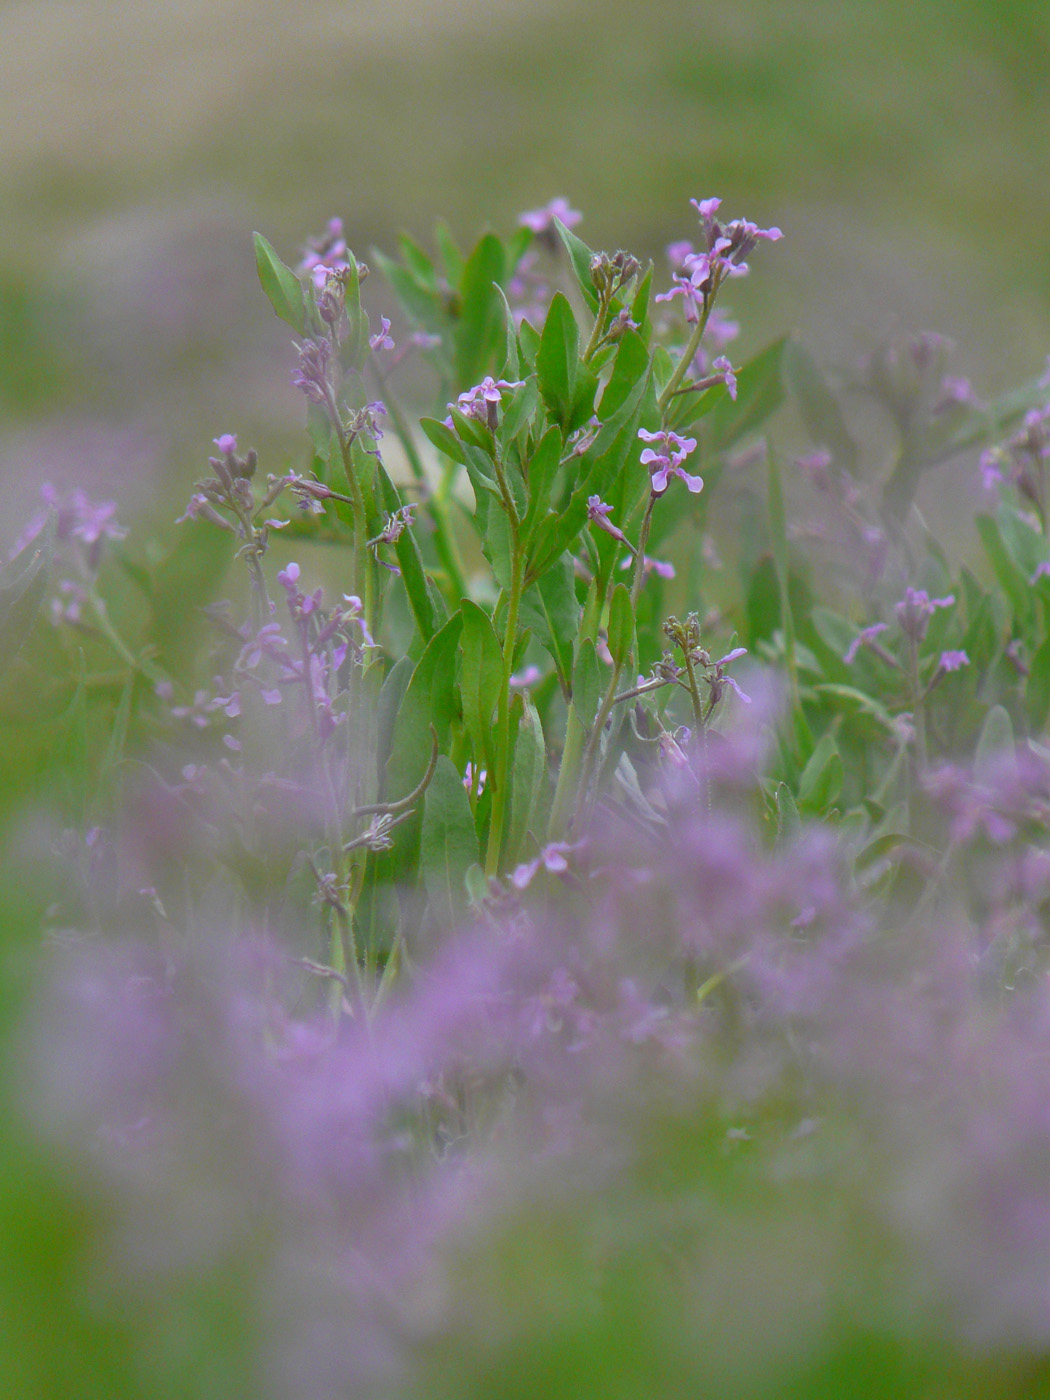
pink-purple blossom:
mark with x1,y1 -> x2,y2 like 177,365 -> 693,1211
637,428 -> 703,495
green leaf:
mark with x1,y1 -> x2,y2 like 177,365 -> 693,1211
1027,634 -> 1050,732
519,554 -> 579,691
376,654 -> 414,776
372,247 -> 450,343
553,218 -> 600,313
506,695 -> 547,863
454,233 -> 505,388
459,599 -> 504,769
537,293 -> 580,428
493,283 -> 521,382
521,424 -> 564,545
0,514 -> 52,681
421,756 -> 481,928
571,637 -> 603,730
606,583 -> 634,669
812,684 -> 897,733
385,612 -> 463,808
976,514 -> 1033,625
377,462 -> 445,641
253,232 -> 305,334
420,415 -> 474,469
797,732 -> 843,812
781,338 -> 859,475
434,220 -> 464,286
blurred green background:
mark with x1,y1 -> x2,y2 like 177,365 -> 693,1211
1,0 -> 1049,532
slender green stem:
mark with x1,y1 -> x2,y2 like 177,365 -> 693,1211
485,540 -> 525,876
657,291 -> 715,413
581,288 -> 611,364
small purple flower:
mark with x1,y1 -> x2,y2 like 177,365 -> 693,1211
939,649 -> 970,674
298,218 -> 350,291
895,587 -> 955,643
445,376 -> 524,430
586,496 -> 629,546
510,842 -> 576,891
709,648 -> 751,705
843,622 -> 890,666
369,317 -> 395,352
637,429 -> 703,496
712,355 -> 737,401
518,198 -> 582,235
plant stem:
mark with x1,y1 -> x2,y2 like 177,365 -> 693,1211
485,538 -> 525,876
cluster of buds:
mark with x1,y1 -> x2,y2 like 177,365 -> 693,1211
590,250 -> 641,299
177,435 -> 291,561
663,613 -> 751,707
980,405 -> 1050,518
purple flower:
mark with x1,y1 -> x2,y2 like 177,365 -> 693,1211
843,621 -> 890,665
518,198 -> 582,235
298,217 -> 350,290
369,317 -> 395,352
712,355 -> 737,400
939,649 -> 970,673
291,338 -> 333,406
586,496 -> 629,546
637,429 -> 703,496
895,587 -> 955,643
445,376 -> 524,430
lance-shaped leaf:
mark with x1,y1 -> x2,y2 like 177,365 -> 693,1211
553,218 -> 600,313
519,554 -> 578,693
571,637 -> 603,731
797,731 -> 843,813
537,293 -> 580,428
506,694 -> 547,864
454,233 -> 505,389
0,514 -> 52,681
376,462 -> 445,642
253,233 -> 306,334
606,583 -> 634,671
421,756 -> 480,928
459,600 -> 504,770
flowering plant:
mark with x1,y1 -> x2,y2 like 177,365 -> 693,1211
7,194 -> 1050,1396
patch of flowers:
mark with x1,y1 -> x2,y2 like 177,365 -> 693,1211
4,195 -> 1050,1396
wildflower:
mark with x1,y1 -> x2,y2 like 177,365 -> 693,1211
445,376 -> 524,431
843,621 -> 891,666
586,496 -> 630,546
510,841 -> 577,891
518,198 -> 582,236
895,587 -> 955,643
291,338 -> 333,406
712,355 -> 737,400
367,505 -> 416,549
369,317 -> 394,352
938,649 -> 970,673
298,217 -> 350,290
637,428 -> 703,496
708,648 -> 751,706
